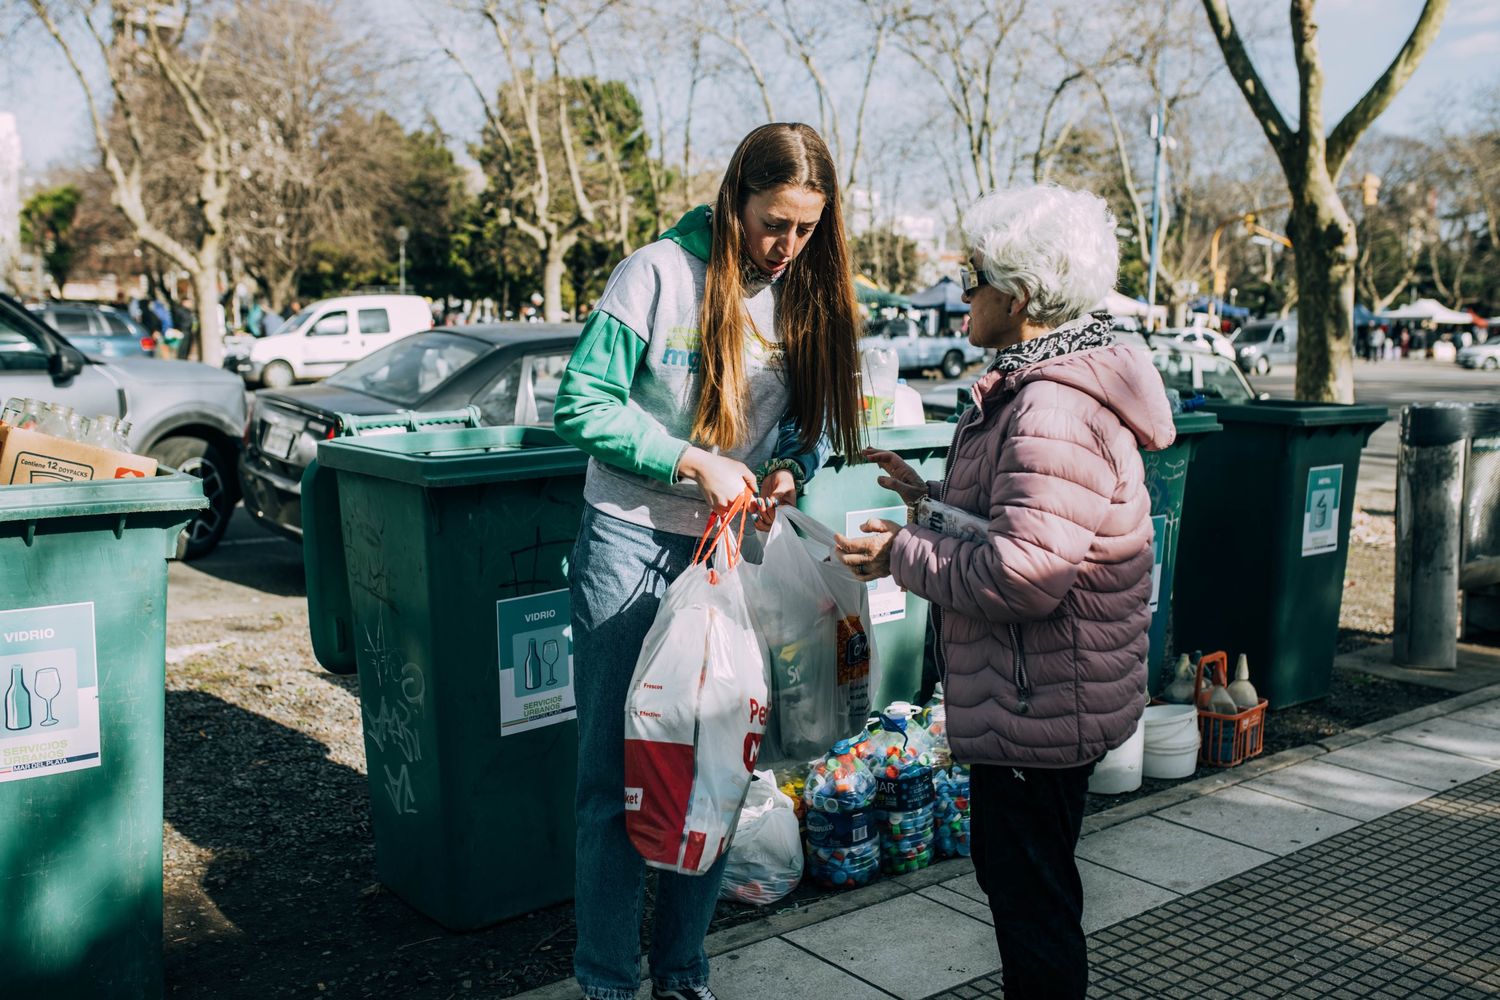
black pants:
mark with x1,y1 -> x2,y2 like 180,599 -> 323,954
970,760 -> 1095,1000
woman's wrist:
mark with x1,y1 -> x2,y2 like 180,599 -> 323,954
756,457 -> 807,494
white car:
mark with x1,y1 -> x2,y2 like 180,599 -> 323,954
224,294 -> 433,388
1457,342 -> 1500,371
1161,327 -> 1236,362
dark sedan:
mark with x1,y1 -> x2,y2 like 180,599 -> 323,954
239,322 -> 580,540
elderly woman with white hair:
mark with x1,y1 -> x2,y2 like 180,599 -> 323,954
836,184 -> 1175,999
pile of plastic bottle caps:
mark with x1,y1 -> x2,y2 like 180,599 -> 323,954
858,704 -> 938,875
801,737 -> 879,889
921,687 -> 971,858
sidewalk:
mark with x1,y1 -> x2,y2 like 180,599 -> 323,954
519,645 -> 1500,1000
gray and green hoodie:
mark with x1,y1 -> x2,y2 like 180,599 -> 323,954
553,206 -> 824,536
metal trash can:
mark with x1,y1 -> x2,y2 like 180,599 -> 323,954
309,425 -> 586,930
0,472 -> 206,998
1172,400 -> 1389,708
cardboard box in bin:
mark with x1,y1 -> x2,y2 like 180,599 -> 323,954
0,423 -> 157,485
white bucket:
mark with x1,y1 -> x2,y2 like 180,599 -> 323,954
1089,719 -> 1144,795
1142,704 -> 1197,747
1142,727 -> 1201,779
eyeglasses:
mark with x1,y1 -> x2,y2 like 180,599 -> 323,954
959,264 -> 987,293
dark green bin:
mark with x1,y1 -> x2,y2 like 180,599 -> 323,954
0,472 -> 206,998
1172,400 -> 1389,708
309,426 -> 586,929
1143,412 -> 1221,695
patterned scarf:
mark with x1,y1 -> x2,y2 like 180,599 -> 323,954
984,311 -> 1116,375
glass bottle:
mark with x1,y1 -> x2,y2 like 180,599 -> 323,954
1,397 -> 23,425
16,398 -> 45,430
38,402 -> 73,437
5,666 -> 32,732
84,415 -> 119,449
113,419 -> 134,452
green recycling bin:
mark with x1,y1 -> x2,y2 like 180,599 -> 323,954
1172,400 -> 1389,708
309,425 -> 587,930
0,472 -> 206,998
800,422 -> 955,708
1142,412 -> 1221,695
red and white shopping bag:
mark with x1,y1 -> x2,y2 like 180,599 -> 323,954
624,493 -> 772,875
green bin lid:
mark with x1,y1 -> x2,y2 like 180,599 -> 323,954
0,469 -> 207,523
316,425 -> 589,488
864,422 -> 957,450
1203,398 -> 1390,428
1171,412 -> 1221,436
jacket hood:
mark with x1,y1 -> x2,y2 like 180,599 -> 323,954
977,344 -> 1177,451
660,205 -> 712,263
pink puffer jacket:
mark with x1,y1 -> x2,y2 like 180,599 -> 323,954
889,344 -> 1176,768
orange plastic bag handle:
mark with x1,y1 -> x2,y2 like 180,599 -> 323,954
692,490 -> 756,582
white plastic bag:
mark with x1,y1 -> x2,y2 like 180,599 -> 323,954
777,506 -> 882,732
743,516 -> 842,762
624,498 -> 772,875
719,770 -> 804,905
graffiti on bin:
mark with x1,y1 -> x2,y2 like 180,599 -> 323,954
361,614 -> 424,815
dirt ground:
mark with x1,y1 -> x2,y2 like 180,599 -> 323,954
161,507 -> 1455,999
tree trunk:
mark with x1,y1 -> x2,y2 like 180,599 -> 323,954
1288,182 -> 1357,404
192,262 -> 225,367
542,241 -> 566,322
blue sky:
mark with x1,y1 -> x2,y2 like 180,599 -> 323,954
3,0 -> 1497,180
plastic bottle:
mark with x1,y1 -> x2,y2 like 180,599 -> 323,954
892,379 -> 924,426
1164,654 -> 1197,704
860,347 -> 899,428
1226,654 -> 1260,709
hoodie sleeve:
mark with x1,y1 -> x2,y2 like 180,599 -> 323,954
887,389 -> 1116,624
552,308 -> 691,483
772,413 -> 831,483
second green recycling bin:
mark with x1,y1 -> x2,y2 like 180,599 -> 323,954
1173,399 -> 1389,708
0,472 -> 205,999
309,426 -> 588,930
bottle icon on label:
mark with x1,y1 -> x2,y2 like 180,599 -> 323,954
5,666 -> 33,731
523,639 -> 542,691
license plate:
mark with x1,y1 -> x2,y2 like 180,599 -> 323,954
262,424 -> 295,458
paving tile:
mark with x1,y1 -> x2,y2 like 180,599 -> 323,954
783,893 -> 997,999
918,884 -> 993,925
1319,737 -> 1496,790
1074,816 -> 1276,893
1076,859 -> 1181,933
1445,698 -> 1500,731
1152,785 -> 1363,855
1240,759 -> 1435,821
1386,717 -> 1500,765
708,937 -> 894,1000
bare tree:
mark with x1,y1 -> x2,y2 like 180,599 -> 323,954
1201,0 -> 1448,402
29,0 -> 234,364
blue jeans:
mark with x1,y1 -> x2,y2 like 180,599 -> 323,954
570,504 -> 728,1000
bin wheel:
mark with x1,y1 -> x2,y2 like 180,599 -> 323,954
941,351 -> 965,380
262,361 -> 295,388
1253,356 -> 1271,376
148,436 -> 233,559
1484,357 -> 1498,371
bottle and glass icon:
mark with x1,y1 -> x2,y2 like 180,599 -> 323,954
521,637 -> 564,691
3,665 -> 65,731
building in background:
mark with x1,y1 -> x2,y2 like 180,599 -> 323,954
0,113 -> 20,294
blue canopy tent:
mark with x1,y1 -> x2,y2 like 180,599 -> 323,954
1188,296 -> 1250,319
1353,304 -> 1378,327
909,276 -> 970,314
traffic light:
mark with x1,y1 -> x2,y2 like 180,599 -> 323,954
1361,173 -> 1381,207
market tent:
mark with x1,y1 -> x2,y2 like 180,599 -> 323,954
909,276 -> 969,313
854,277 -> 912,309
1093,288 -> 1166,323
1189,296 -> 1250,319
1353,303 -> 1377,327
1379,298 -> 1475,324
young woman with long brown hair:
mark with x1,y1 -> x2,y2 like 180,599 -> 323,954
553,122 -> 863,1000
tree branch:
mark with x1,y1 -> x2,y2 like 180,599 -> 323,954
1200,0 -> 1294,168
1325,0 -> 1449,179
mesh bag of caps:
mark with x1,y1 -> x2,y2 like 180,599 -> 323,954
857,706 -> 939,875
801,737 -> 879,889
920,685 -> 970,858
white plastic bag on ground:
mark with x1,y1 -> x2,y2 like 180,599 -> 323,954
624,498 -> 771,875
743,516 -> 842,762
720,770 -> 804,905
777,506 -> 882,732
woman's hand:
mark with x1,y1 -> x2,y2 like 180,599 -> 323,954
754,468 -> 797,531
834,518 -> 902,581
677,446 -> 757,513
864,447 -> 928,506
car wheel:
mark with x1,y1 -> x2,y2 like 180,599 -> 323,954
940,350 -> 965,380
148,436 -> 233,560
1484,357 -> 1498,371
262,360 -> 295,389
1254,356 -> 1271,376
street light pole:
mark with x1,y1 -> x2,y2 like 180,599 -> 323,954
1145,61 -> 1169,332
395,226 -> 409,295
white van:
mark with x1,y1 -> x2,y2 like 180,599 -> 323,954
225,295 -> 433,387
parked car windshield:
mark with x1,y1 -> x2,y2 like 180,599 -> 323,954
1117,334 -> 1255,402
1236,321 -> 1275,344
268,307 -> 316,335
325,330 -> 486,405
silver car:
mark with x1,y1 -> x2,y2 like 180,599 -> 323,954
1456,342 -> 1500,371
0,293 -> 246,557
1234,317 -> 1298,375
860,316 -> 987,380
